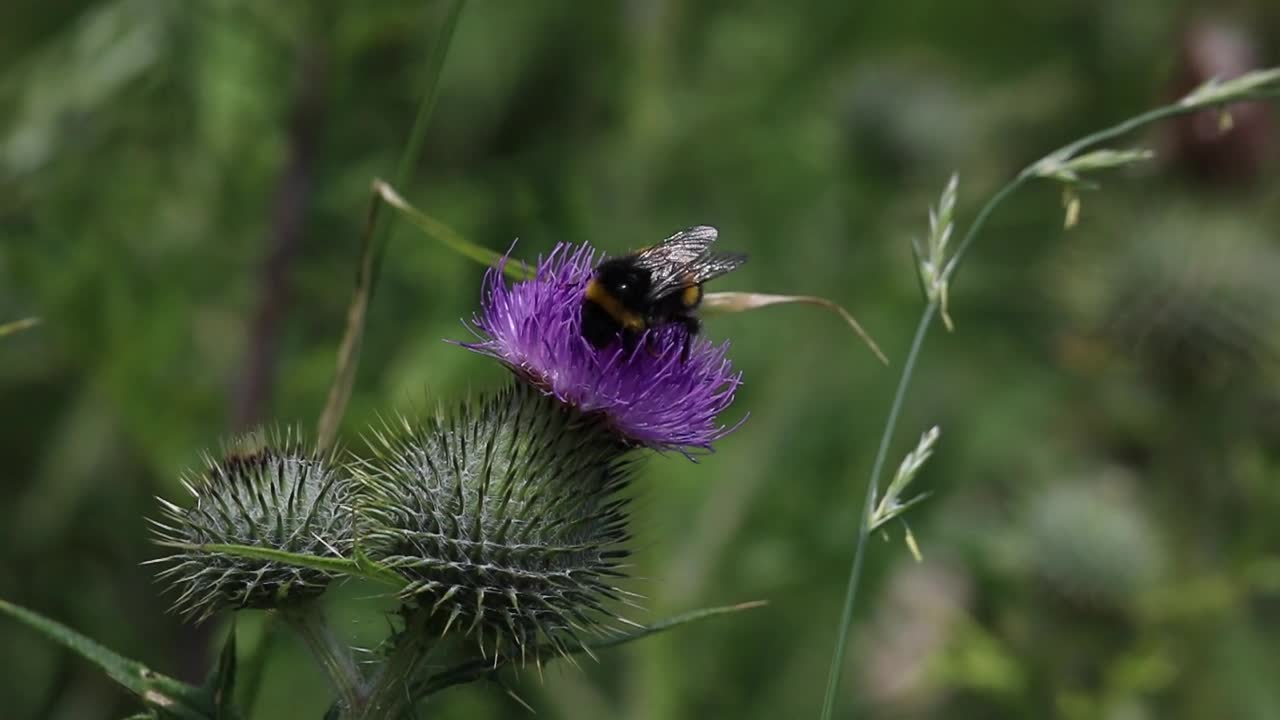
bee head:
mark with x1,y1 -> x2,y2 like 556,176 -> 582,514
595,258 -> 651,306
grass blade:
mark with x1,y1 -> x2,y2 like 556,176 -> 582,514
0,317 -> 40,337
818,68 -> 1280,720
701,291 -> 887,365
374,179 -> 532,280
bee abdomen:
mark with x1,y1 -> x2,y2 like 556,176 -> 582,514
680,283 -> 703,309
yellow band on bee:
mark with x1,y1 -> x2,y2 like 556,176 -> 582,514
681,283 -> 702,308
585,280 -> 646,331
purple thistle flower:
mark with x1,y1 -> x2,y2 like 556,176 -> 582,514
458,243 -> 743,453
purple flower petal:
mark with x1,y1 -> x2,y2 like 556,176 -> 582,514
456,243 -> 744,453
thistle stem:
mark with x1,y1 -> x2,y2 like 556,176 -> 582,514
282,605 -> 363,714
360,614 -> 437,720
818,79 -> 1280,720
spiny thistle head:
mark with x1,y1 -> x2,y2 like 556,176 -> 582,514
1060,210 -> 1280,390
357,383 -> 637,661
150,431 -> 354,621
457,243 -> 743,454
1025,472 -> 1165,609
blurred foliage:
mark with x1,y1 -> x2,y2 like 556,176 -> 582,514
2,1 -> 1280,718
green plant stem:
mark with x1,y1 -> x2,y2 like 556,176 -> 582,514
239,7 -> 468,714
818,303 -> 934,719
359,615 -> 438,720
818,81 -> 1280,720
316,0 -> 467,450
946,92 -> 1280,286
282,605 -> 363,713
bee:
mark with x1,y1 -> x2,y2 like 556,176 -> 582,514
581,225 -> 747,360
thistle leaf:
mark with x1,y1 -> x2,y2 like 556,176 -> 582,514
420,600 -> 768,695
0,598 -> 219,720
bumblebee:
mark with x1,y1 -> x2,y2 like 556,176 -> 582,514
581,225 -> 747,359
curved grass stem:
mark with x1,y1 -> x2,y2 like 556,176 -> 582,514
317,0 -> 468,450
818,77 -> 1280,720
818,303 -> 934,720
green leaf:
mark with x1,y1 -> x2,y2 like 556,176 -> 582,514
420,600 -> 767,695
0,598 -> 214,720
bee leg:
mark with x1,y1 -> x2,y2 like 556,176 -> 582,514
680,317 -> 700,362
645,334 -> 661,359
643,324 -> 665,359
642,316 -> 664,358
621,330 -> 640,358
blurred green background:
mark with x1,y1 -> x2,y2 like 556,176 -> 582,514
3,1 -> 1280,718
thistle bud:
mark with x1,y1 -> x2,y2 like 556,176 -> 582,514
358,383 -> 635,660
150,433 -> 353,621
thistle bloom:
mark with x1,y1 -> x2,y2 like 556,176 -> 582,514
459,243 -> 743,453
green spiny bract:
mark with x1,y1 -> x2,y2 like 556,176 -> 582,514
150,432 -> 354,621
1026,472 -> 1165,609
358,383 -> 637,662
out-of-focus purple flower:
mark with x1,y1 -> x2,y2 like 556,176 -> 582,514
458,243 -> 743,453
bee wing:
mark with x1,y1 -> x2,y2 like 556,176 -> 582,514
632,225 -> 719,272
648,250 -> 749,299
626,225 -> 746,299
